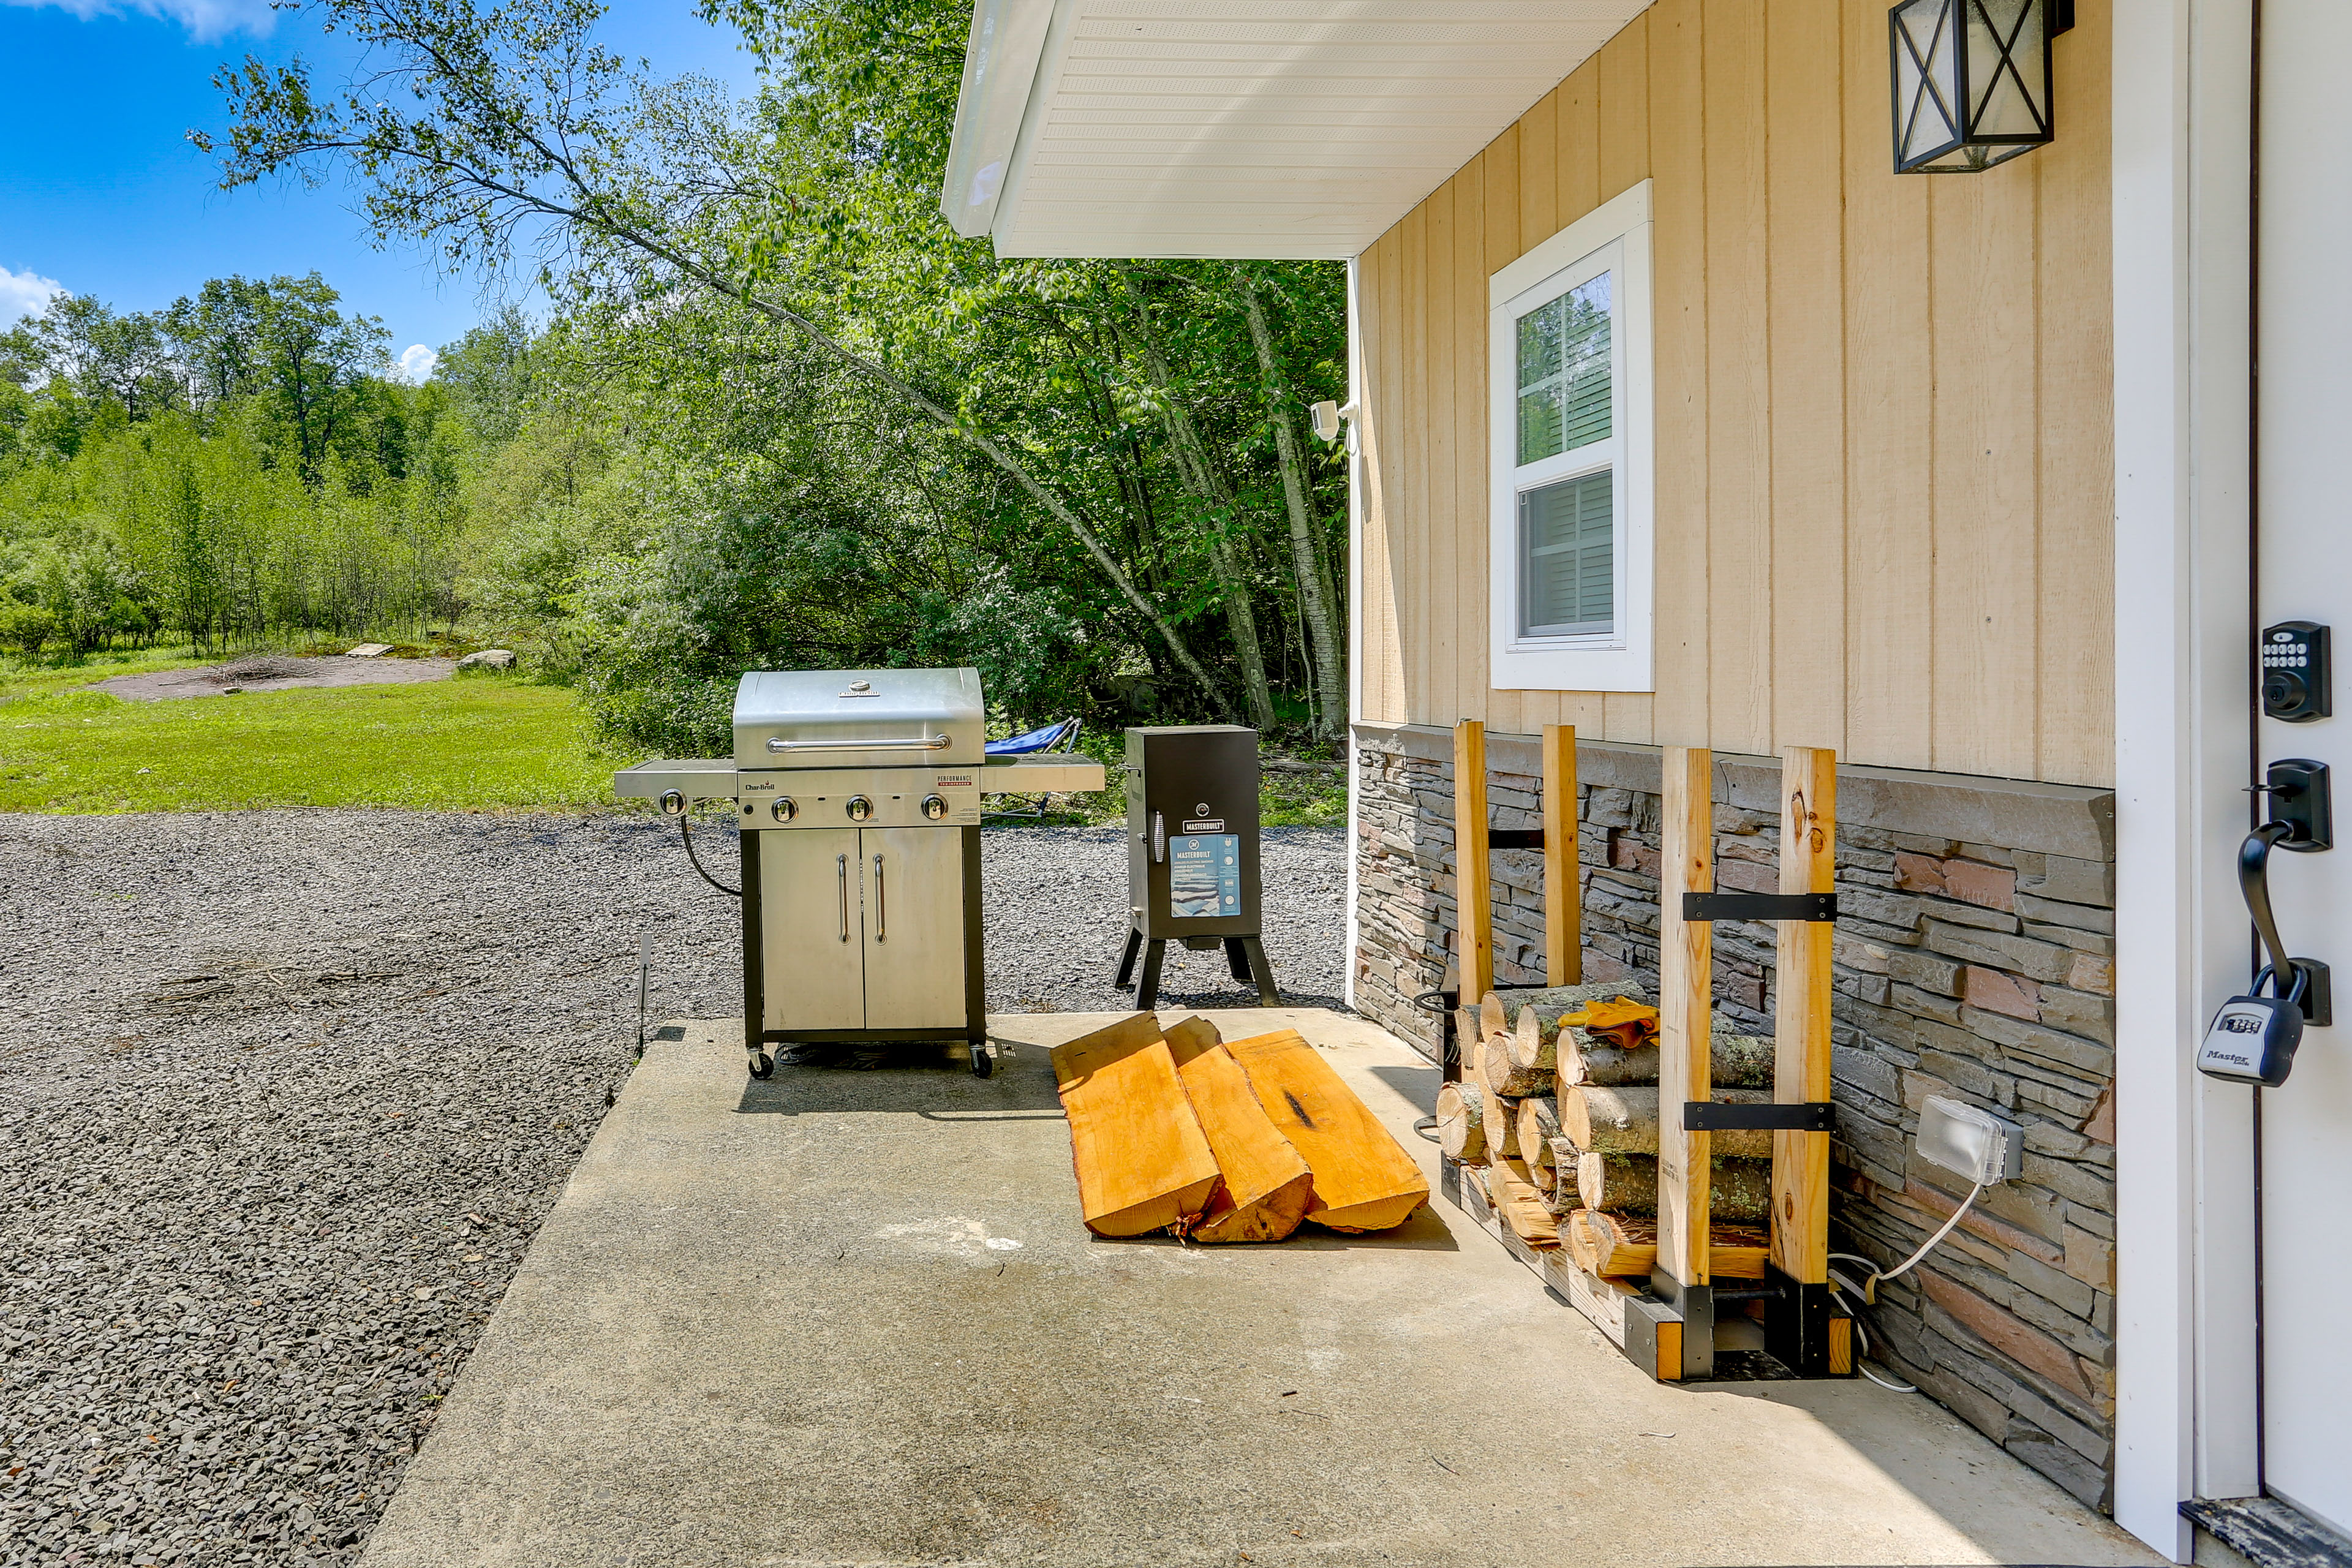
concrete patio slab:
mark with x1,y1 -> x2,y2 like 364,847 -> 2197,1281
361,1009 -> 2163,1568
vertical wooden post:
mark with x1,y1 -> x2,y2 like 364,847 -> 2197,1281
1657,747 -> 1714,1289
1541,724 -> 1581,986
1453,720 -> 1494,1004
1771,747 -> 1838,1286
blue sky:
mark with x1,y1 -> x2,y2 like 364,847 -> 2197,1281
0,0 -> 761,377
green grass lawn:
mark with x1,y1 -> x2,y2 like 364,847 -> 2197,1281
0,673 -> 636,813
0,649 -> 1349,822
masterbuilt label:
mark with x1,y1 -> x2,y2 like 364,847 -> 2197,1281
1169,833 -> 1242,918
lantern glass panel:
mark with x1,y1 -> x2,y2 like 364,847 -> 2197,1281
1968,0 -> 2049,138
1893,0 -> 1962,167
1890,0 -> 2051,173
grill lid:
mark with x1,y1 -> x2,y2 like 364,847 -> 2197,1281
733,668 -> 985,769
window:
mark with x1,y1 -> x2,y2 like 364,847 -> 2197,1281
1489,181 -> 1653,692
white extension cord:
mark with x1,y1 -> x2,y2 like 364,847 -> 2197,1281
1828,1182 -> 1986,1394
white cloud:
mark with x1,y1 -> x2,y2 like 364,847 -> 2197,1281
0,265 -> 64,325
396,344 -> 440,383
0,0 -> 278,42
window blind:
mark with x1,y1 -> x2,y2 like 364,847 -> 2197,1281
1518,471 -> 1614,638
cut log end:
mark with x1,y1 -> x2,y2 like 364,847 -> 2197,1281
1436,1080 -> 1487,1163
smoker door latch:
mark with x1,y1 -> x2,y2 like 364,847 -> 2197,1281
1151,810 -> 1166,864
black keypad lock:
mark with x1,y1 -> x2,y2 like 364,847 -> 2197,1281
2261,620 -> 2330,723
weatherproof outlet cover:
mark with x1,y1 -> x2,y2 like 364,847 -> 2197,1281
1917,1096 -> 2024,1186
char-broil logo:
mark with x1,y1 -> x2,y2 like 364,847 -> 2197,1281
937,774 -> 976,788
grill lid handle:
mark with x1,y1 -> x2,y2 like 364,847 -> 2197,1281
764,734 -> 952,754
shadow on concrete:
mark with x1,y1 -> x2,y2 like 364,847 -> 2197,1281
1077,1201 -> 1460,1254
1368,1060 -> 1442,1114
1277,1202 -> 1460,1252
734,1063 -> 1064,1117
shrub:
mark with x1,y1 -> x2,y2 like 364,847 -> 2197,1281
0,600 -> 58,658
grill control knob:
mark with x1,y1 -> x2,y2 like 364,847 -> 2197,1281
769,797 -> 796,823
846,796 -> 874,822
922,794 -> 948,820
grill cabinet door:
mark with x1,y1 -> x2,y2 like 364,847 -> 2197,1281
758,827 -> 865,1030
859,827 -> 967,1029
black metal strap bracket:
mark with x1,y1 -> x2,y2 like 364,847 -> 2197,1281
1487,828 -> 1545,850
1681,891 -> 1837,923
1683,1101 -> 1838,1133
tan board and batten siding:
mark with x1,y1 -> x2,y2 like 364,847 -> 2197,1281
1355,0 -> 2114,787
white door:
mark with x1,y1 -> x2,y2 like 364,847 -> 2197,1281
2255,3 -> 2352,1529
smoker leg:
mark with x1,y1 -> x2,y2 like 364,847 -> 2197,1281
1115,925 -> 1144,988
1224,937 -> 1252,982
1240,936 -> 1278,1007
1136,940 -> 1166,1011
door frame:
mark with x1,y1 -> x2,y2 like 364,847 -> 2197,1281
2111,0 -> 2263,1555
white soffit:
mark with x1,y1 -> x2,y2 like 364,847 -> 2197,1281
941,0 -> 1654,260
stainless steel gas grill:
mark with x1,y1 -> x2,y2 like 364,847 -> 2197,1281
614,668 -> 1104,1079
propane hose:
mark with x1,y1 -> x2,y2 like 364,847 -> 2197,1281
680,810 -> 741,898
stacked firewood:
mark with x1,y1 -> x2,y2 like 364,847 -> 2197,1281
1435,984 -> 1775,1281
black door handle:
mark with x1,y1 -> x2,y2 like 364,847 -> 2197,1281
2236,816 -> 2333,1027
2239,821 -> 2299,989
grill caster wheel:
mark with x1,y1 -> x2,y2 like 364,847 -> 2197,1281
747,1051 -> 774,1080
968,1043 -> 993,1079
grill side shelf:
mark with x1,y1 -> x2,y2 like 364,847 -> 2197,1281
612,759 -> 740,802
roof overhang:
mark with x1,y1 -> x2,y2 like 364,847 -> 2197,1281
941,0 -> 1654,260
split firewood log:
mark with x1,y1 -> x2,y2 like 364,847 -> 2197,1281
1223,1028 -> 1429,1233
1556,1085 -> 1774,1158
1516,1096 -> 1561,1169
1435,1080 -> 1487,1162
1479,1027 -> 1549,1098
1574,1152 -> 1771,1223
1175,1043 -> 1315,1243
1485,1157 -> 1559,1246
1453,1007 -> 1483,1077
1482,983 -> 1649,1078
1566,1210 -> 1770,1280
1558,1030 -> 1776,1093
1487,1086 -> 1522,1159
1162,1013 -> 1224,1066
1051,1014 -> 1221,1237
1529,1158 -> 1558,1196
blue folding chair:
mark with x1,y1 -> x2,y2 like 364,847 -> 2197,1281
982,717 -> 1085,819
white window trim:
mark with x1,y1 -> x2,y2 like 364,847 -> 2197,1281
1488,180 -> 1654,693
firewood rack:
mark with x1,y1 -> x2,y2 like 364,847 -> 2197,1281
1432,726 -> 1857,1384
1411,720 -> 1584,1077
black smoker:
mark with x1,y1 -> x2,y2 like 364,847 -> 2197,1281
1115,725 -> 1279,1009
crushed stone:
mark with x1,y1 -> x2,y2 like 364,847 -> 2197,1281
0,812 -> 1344,1564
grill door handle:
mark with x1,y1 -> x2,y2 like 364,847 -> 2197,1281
872,853 -> 886,944
764,734 -> 951,754
836,854 -> 850,942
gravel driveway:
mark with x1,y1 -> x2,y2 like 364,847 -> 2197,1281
0,813 -> 1346,1566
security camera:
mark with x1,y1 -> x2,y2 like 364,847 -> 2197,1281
1310,400 -> 1343,443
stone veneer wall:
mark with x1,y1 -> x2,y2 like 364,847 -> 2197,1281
1353,722 -> 2120,1510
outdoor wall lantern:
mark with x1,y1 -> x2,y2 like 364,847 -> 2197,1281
1888,0 -> 2064,172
